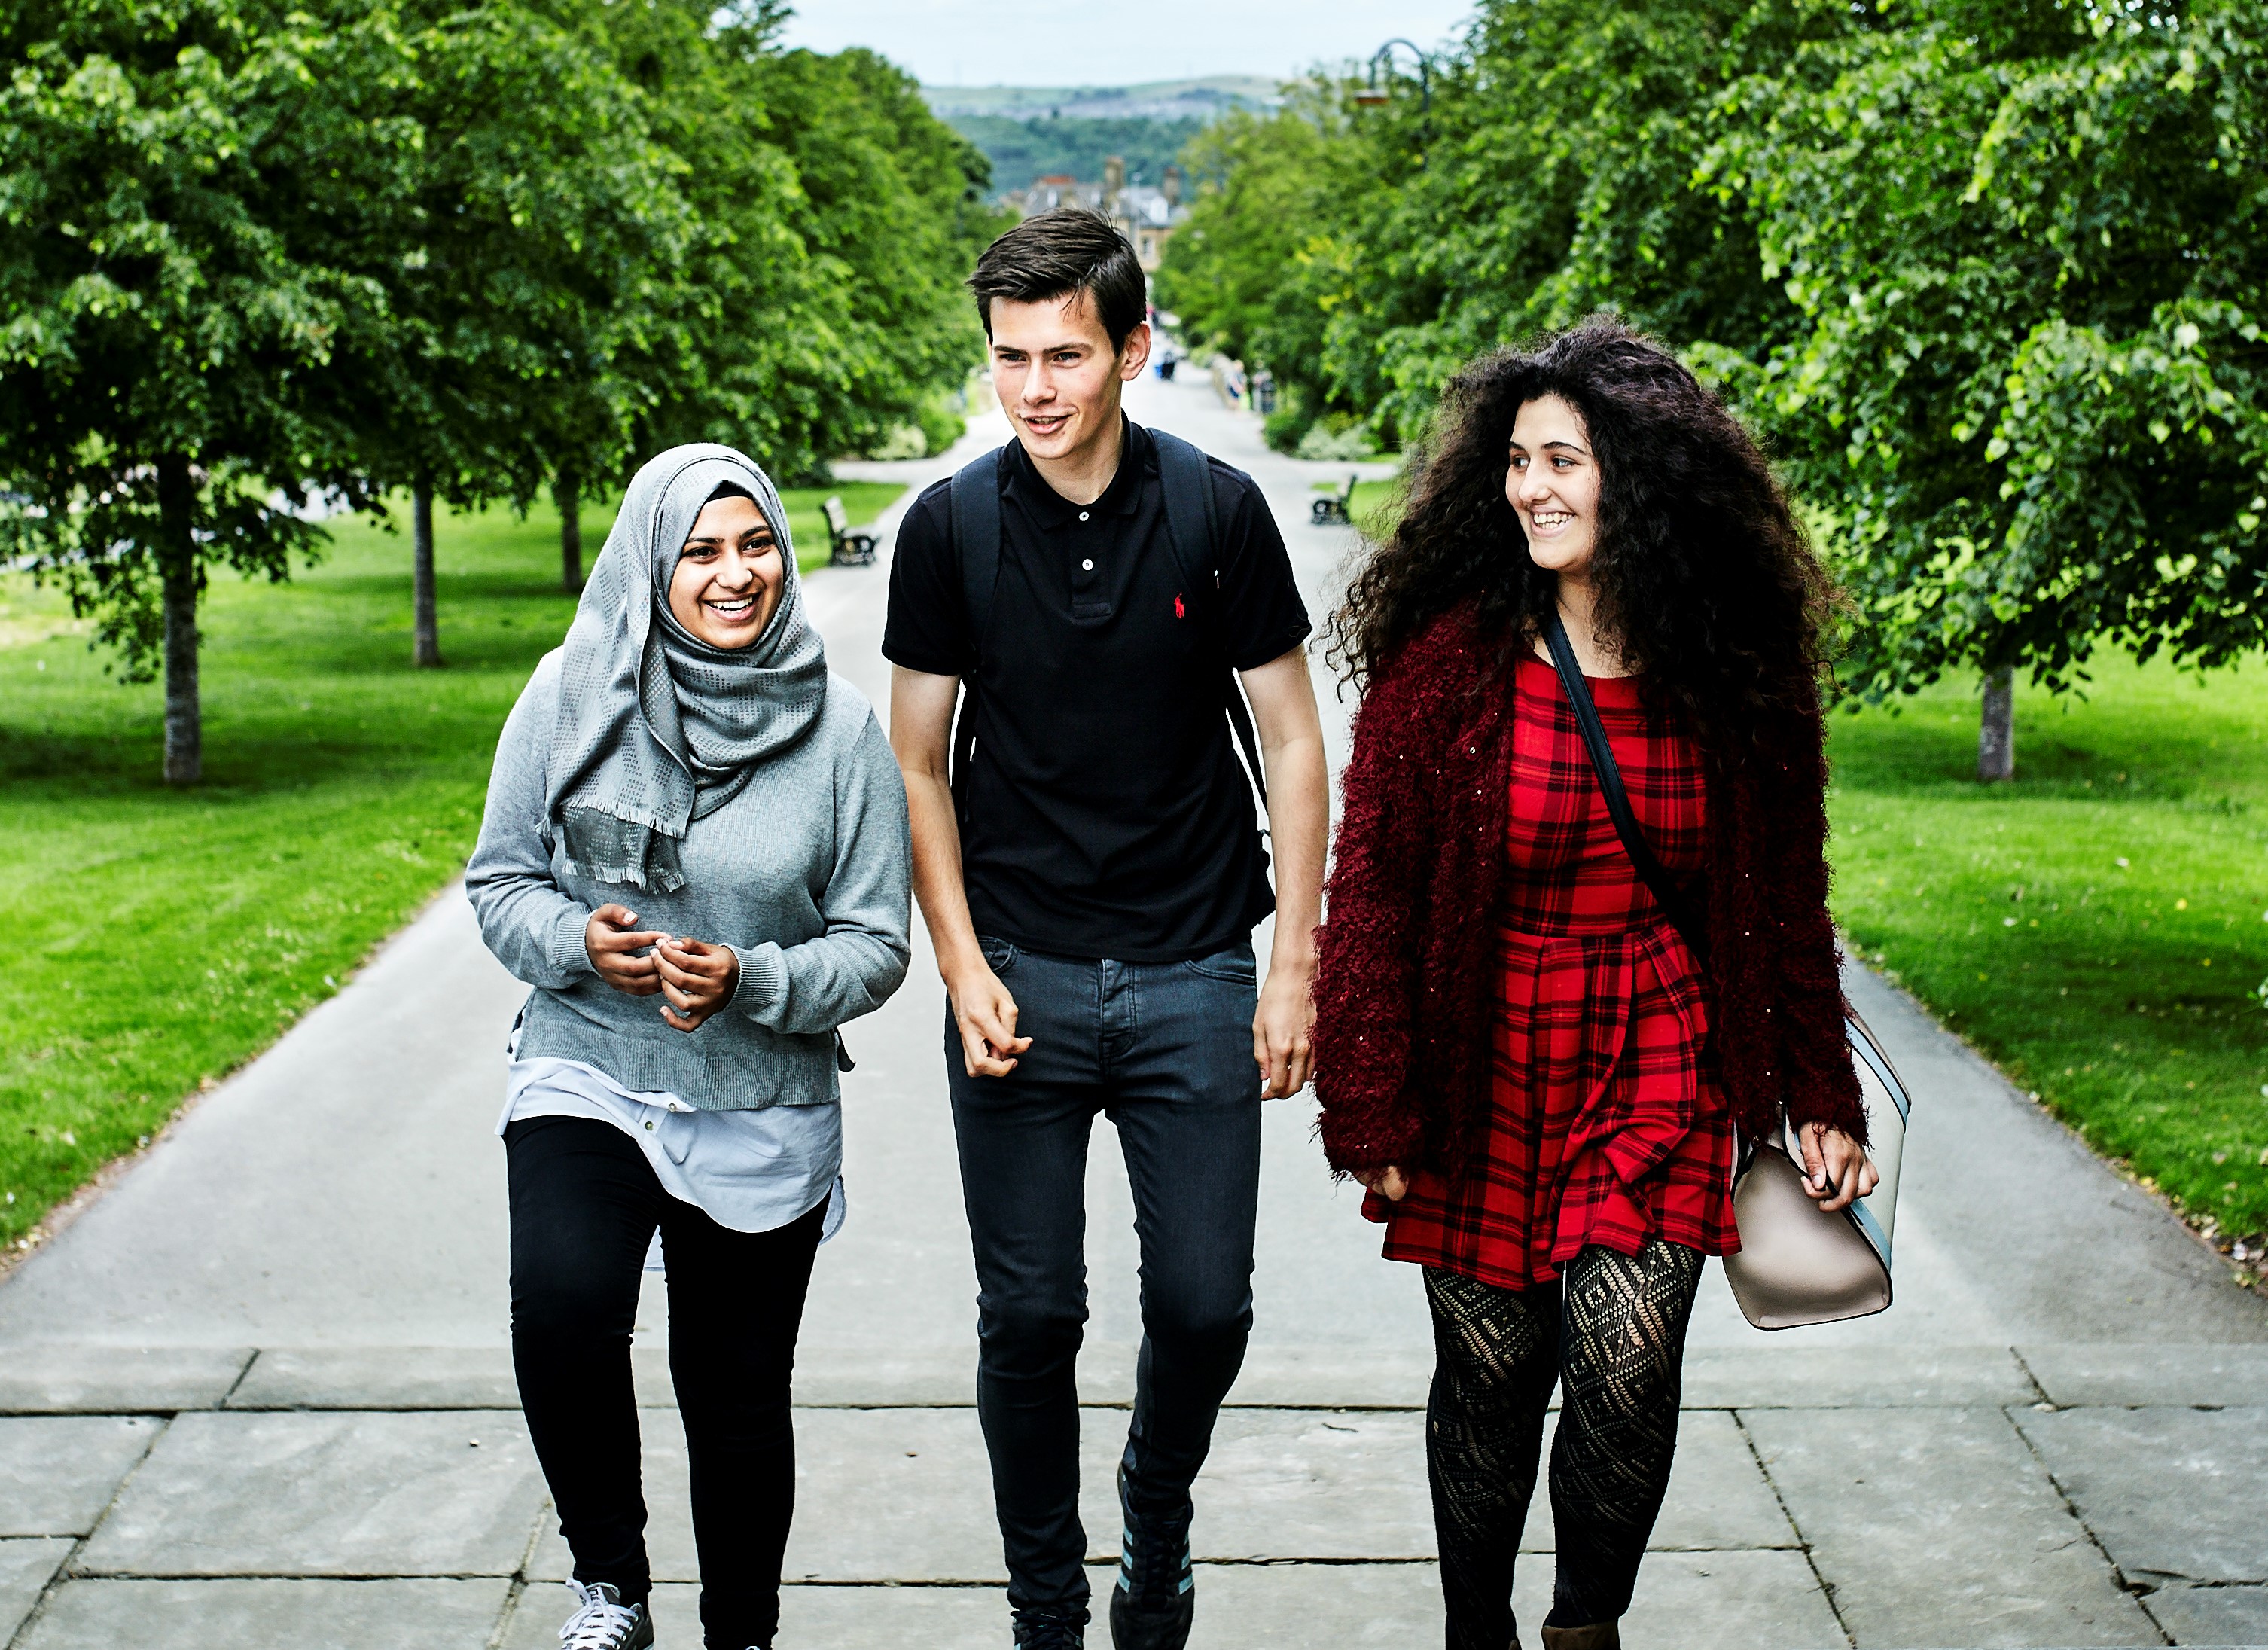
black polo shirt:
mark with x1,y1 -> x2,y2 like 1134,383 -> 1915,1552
883,419 -> 1311,962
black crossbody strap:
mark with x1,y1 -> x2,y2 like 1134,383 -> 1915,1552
1151,425 -> 1268,809
1543,611 -> 1707,959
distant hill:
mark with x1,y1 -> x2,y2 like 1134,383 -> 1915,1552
947,114 -> 1206,196
922,75 -> 1279,121
925,77 -> 1277,198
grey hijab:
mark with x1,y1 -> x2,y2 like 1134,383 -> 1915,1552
546,444 -> 828,892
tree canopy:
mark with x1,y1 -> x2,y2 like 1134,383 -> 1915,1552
1701,0 -> 2268,700
0,0 -> 994,777
0,0 -> 393,778
1160,0 -> 2268,758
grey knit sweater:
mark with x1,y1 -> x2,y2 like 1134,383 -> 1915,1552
468,651 -> 911,1109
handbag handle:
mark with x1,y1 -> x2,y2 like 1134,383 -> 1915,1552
1541,612 -> 1708,958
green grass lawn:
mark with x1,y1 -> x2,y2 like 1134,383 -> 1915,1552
1349,478 -> 1398,541
1312,477 -> 1401,542
0,481 -> 899,1250
1830,659 -> 2268,1250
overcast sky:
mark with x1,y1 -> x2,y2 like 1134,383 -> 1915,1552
776,2 -> 1478,87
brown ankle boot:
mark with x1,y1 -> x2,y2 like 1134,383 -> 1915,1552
1538,1622 -> 1620,1650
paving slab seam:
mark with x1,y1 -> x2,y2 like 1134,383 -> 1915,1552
214,1347 -> 276,1411
761,1560 -> 1471,1594
2,1411 -> 173,1650
1998,1403 -> 2175,1647
2009,1346 -> 2063,1410
1728,1408 -> 1857,1650
66,1568 -> 522,1582
0,1346 -> 257,1418
175,1395 -> 2193,1414
484,1496 -> 556,1650
215,1348 -> 259,1408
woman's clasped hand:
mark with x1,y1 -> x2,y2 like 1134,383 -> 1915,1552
1797,1120 -> 1879,1213
585,904 -> 740,1032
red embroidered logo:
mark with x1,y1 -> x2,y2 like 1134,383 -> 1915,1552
1173,593 -> 1187,619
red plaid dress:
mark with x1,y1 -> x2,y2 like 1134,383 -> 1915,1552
1365,656 -> 1739,1289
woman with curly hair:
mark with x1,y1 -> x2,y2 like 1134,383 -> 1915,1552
1311,319 -> 1875,1650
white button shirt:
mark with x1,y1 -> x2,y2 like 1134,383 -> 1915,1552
500,1057 -> 846,1270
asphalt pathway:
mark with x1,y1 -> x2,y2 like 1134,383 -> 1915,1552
2,374 -> 2263,1649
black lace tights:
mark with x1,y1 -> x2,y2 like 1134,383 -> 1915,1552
1423,1240 -> 1704,1649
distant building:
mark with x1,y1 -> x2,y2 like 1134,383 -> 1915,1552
1011,157 -> 1190,272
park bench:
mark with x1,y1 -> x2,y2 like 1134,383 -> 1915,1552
1311,473 -> 1358,526
822,495 -> 879,567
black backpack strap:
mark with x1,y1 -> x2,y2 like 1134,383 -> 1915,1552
950,446 -> 1004,659
947,447 -> 1004,807
1543,610 -> 1706,958
1150,426 -> 1269,809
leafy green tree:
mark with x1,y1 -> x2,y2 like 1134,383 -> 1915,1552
1322,0 -> 1852,443
0,0 -> 396,783
557,3 -> 1001,492
1700,0 -> 2268,773
730,42 -> 1004,472
1160,1 -> 1855,450
1157,90 -> 1354,446
324,2 -> 690,649
538,0 -> 814,561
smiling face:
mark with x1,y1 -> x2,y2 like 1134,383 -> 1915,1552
667,492 -> 782,649
1507,394 -> 1602,582
986,288 -> 1151,467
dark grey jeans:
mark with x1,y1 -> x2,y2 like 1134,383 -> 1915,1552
946,936 -> 1264,1629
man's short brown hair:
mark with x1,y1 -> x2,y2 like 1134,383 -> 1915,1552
968,209 -> 1146,353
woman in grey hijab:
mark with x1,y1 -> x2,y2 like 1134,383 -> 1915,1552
468,444 -> 911,1650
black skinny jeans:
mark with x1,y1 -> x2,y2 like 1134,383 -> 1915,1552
506,1115 -> 825,1650
946,938 -> 1264,1630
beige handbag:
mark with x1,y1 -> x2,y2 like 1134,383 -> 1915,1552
1545,616 -> 1912,1331
1721,1010 -> 1908,1328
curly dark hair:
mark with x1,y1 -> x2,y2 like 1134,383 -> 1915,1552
1328,317 -> 1837,751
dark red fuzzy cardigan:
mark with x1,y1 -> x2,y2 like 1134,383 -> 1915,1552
1312,607 -> 1864,1178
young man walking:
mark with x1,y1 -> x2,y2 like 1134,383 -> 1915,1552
885,211 -> 1328,1649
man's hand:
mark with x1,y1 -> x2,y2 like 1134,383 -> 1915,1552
947,959 -> 1032,1078
587,904 -> 664,997
1240,646 -> 1328,1101
1358,1164 -> 1410,1203
890,664 -> 1032,1079
1253,964 -> 1315,1099
1797,1124 -> 1879,1214
654,935 -> 740,1033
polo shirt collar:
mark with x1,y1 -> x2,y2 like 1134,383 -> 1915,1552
1003,417 -> 1153,526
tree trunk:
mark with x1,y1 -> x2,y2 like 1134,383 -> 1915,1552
412,480 -> 440,668
556,470 -> 584,591
157,456 -> 201,787
1978,666 -> 2015,782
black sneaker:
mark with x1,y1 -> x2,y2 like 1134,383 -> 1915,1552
557,1580 -> 654,1650
1013,1616 -> 1086,1648
1110,1464 -> 1194,1650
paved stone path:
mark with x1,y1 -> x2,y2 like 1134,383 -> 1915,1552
3,376 -> 2264,1650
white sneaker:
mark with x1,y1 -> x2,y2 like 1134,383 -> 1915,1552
558,1580 -> 654,1650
